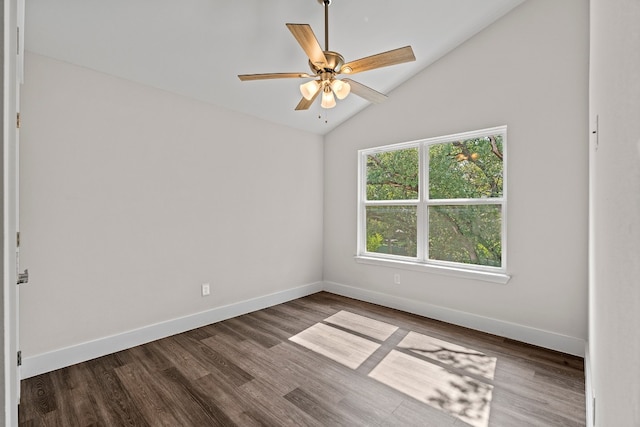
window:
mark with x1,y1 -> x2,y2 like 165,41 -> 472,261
358,126 -> 507,277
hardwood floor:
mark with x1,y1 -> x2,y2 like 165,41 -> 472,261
19,292 -> 586,426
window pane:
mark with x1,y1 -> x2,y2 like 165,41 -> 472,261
429,135 -> 503,199
366,148 -> 419,200
428,205 -> 502,267
366,206 -> 417,257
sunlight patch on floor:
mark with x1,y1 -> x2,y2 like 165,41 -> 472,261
398,331 -> 497,380
289,310 -> 496,426
369,349 -> 493,427
324,310 -> 398,341
288,322 -> 380,369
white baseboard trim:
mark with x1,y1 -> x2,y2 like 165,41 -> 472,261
323,281 -> 586,357
22,280 -> 585,378
584,342 -> 594,426
21,281 -> 323,379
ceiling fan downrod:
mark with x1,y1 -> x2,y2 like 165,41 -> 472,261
321,0 -> 331,51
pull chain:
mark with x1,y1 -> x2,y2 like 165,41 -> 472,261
318,110 -> 329,124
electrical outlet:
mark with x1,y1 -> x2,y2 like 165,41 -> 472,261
201,283 -> 210,296
394,273 -> 401,284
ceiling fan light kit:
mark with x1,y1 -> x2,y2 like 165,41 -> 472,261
331,79 -> 350,99
300,80 -> 321,100
321,86 -> 337,109
238,0 -> 416,111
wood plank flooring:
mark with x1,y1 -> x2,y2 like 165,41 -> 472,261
19,292 -> 586,426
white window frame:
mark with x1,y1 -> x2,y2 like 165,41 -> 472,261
356,126 -> 510,284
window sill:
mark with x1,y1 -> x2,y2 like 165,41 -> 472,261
354,256 -> 511,285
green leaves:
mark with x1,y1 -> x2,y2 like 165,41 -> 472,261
428,205 -> 502,267
429,136 -> 503,200
366,206 -> 417,257
366,147 -> 419,200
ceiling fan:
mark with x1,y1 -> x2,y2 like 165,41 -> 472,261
238,0 -> 416,110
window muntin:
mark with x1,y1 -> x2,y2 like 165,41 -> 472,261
359,127 -> 506,273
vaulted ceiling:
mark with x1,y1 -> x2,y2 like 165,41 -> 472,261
25,0 -> 525,135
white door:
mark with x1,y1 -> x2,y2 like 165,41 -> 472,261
3,0 -> 23,425
15,0 -> 25,399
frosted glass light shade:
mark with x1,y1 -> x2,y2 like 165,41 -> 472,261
331,79 -> 351,100
321,89 -> 336,108
300,80 -> 321,100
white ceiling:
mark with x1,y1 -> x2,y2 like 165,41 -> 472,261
25,0 -> 524,135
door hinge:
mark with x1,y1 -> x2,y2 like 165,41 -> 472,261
17,269 -> 29,285
17,351 -> 22,367
16,112 -> 20,129
17,231 -> 20,248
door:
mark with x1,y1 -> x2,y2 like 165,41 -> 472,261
15,0 -> 25,400
3,0 -> 23,425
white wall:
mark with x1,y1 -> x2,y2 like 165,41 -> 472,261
323,0 -> 589,354
19,53 -> 323,358
589,0 -> 640,424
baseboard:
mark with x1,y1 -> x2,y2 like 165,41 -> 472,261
323,281 -> 586,357
584,342 -> 594,426
22,279 -> 585,378
21,281 -> 324,379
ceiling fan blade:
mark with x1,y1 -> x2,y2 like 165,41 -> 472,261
286,23 -> 328,68
295,89 -> 321,111
238,72 -> 311,81
342,79 -> 388,104
341,46 -> 416,75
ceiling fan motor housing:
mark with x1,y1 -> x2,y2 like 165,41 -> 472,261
309,51 -> 344,75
